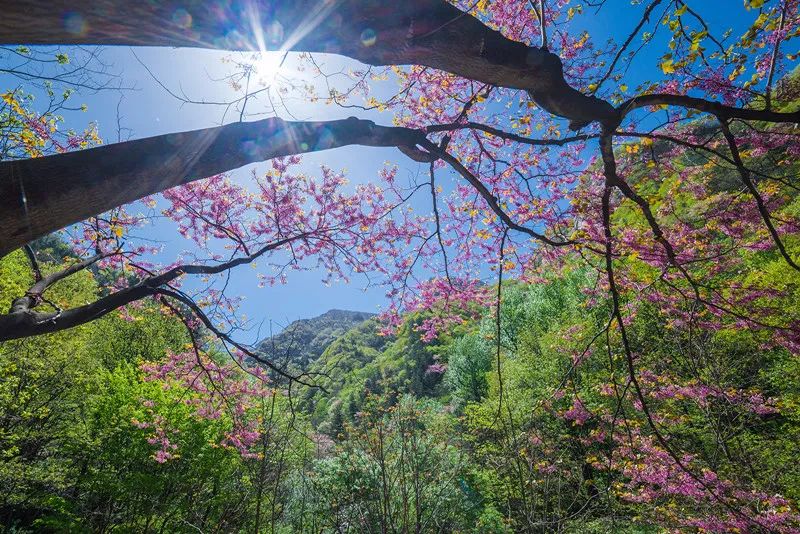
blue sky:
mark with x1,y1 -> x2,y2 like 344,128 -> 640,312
110,50 -> 429,334
0,1 -> 760,337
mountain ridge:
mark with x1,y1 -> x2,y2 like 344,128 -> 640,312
256,308 -> 375,368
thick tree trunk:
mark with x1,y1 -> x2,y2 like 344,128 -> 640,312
0,0 -> 614,126
0,118 -> 423,256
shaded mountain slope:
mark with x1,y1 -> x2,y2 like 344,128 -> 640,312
256,309 -> 374,369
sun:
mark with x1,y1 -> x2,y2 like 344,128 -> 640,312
248,51 -> 284,82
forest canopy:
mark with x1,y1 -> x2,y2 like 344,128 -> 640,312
1,0 -> 800,531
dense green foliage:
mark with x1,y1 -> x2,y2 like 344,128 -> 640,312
3,235 -> 799,531
0,249 -> 312,532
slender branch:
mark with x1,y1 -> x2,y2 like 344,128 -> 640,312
0,233 -> 309,340
426,121 -> 598,146
717,118 -> 800,272
420,140 -> 573,247
600,131 -> 703,303
428,160 -> 451,283
765,1 -> 787,111
156,288 -> 322,389
615,130 -> 732,163
22,244 -> 42,282
592,0 -> 666,94
676,1 -> 726,54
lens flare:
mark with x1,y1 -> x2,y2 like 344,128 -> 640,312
360,28 -> 377,47
63,12 -> 88,36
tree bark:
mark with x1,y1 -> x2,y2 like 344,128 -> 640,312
0,0 -> 615,126
0,117 -> 424,256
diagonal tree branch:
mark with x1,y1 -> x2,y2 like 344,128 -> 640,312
0,0 -> 616,127
420,139 -> 573,248
157,288 -> 323,389
620,93 -> 800,124
717,117 -> 800,272
591,0 -> 667,94
22,243 -> 42,282
0,233 -> 309,341
9,250 -> 114,315
426,121 -> 599,145
0,117 -> 425,256
599,150 -> 771,532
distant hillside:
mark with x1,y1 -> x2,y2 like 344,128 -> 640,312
257,308 -> 449,435
297,313 -> 450,435
256,309 -> 374,369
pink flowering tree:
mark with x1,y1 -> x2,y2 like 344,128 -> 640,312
1,0 -> 800,529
